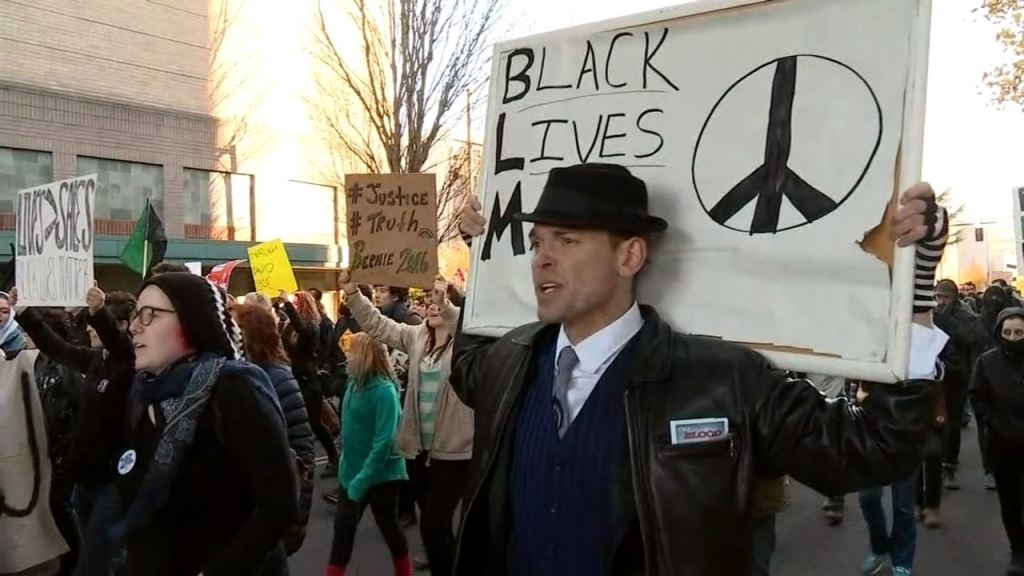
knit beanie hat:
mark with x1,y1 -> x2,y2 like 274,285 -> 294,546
138,272 -> 244,361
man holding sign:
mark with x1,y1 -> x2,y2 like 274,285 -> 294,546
451,163 -> 948,575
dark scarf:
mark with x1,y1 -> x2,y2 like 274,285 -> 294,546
380,300 -> 410,322
113,354 -> 283,537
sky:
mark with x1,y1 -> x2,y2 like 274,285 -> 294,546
509,0 -> 1024,224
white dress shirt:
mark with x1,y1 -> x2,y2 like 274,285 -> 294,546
554,302 -> 644,423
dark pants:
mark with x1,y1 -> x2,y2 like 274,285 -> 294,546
407,453 -> 470,576
859,471 -> 918,570
257,543 -> 291,576
750,513 -> 776,576
942,369 -> 969,468
49,469 -> 78,576
989,433 -> 1024,554
979,423 -> 993,473
330,481 -> 409,566
917,454 -> 943,509
302,381 -> 339,463
918,429 -> 943,508
73,482 -> 124,575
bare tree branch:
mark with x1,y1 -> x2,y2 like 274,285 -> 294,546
207,0 -> 271,171
306,0 -> 507,241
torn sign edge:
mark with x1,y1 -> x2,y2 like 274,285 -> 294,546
748,0 -> 931,383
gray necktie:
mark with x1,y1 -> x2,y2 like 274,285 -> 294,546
552,347 -> 579,438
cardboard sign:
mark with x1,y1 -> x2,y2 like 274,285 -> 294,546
345,173 -> 438,288
15,175 -> 96,306
247,240 -> 298,296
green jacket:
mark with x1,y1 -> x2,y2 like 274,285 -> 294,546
338,375 -> 408,501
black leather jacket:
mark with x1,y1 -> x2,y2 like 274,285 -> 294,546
450,306 -> 933,575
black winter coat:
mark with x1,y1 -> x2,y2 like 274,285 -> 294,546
451,305 -> 934,576
18,307 -> 136,488
261,361 -> 315,532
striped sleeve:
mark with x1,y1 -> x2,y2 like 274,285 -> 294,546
913,205 -> 949,313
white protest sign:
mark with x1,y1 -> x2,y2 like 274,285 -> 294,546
463,0 -> 932,382
15,175 -> 97,307
184,261 -> 203,276
1013,187 -> 1024,277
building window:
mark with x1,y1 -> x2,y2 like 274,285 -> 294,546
0,148 -> 53,214
975,227 -> 985,242
78,156 -> 163,221
278,180 -> 337,245
182,169 -> 252,240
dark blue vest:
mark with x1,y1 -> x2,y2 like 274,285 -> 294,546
506,335 -> 637,576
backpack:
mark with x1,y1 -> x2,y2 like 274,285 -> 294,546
34,355 -> 81,472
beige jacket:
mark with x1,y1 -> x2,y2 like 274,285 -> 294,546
0,350 -> 69,575
347,291 -> 472,460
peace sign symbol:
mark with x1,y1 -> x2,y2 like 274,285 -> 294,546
691,55 -> 883,234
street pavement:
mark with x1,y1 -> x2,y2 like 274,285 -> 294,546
289,425 -> 1007,575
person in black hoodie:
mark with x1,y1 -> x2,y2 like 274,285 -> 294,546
970,285 -> 1011,490
11,284 -> 137,576
970,307 -> 1024,575
233,301 -> 316,560
933,279 -> 979,489
114,272 -> 296,575
277,290 -> 340,477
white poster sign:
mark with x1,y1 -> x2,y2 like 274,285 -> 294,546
462,0 -> 932,382
15,175 -> 97,307
184,261 -> 203,276
1013,187 -> 1024,276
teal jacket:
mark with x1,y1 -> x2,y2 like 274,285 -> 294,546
338,374 -> 407,501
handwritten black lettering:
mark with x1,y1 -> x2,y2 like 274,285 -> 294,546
350,240 -> 396,270
481,183 -> 526,261
605,32 -> 632,88
572,116 -> 603,163
530,119 -> 568,162
575,40 -> 599,90
17,255 -> 89,304
635,108 -> 665,159
495,112 -> 525,175
644,28 -> 679,91
367,209 -> 420,234
357,185 -> 431,207
599,112 -> 627,158
537,47 -> 572,91
17,179 -> 94,257
503,48 -> 534,103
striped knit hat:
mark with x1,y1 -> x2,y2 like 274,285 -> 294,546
138,272 -> 244,361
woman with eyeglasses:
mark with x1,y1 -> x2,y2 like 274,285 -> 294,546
113,272 -> 297,575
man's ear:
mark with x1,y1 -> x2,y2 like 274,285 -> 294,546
617,236 -> 649,278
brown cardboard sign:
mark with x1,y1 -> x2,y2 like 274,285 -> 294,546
345,173 -> 438,288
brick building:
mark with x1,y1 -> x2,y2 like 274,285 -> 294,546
0,0 -> 344,300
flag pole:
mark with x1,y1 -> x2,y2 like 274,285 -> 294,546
142,199 -> 150,276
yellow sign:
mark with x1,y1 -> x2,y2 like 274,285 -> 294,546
247,239 -> 298,296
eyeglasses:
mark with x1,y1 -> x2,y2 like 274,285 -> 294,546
131,306 -> 176,327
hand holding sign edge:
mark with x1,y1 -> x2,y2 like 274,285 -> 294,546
338,270 -> 357,296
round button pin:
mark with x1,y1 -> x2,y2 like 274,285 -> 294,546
117,450 -> 137,475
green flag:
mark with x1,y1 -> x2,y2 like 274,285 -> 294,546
119,201 -> 167,276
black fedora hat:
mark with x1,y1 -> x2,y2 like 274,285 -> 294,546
514,163 -> 668,233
